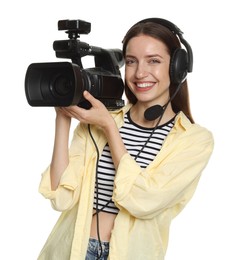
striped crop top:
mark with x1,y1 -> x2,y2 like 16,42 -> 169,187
93,111 -> 175,214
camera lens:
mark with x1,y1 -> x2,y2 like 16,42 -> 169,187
52,75 -> 72,97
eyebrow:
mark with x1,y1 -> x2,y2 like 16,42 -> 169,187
125,54 -> 164,59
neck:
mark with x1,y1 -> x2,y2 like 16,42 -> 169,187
130,102 -> 175,128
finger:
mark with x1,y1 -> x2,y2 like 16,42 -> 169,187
62,106 -> 88,122
83,91 -> 100,107
60,107 -> 76,118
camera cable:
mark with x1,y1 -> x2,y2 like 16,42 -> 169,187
88,124 -> 103,259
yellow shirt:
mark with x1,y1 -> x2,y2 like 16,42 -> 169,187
38,104 -> 214,260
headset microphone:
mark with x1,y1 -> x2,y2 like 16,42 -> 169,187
144,80 -> 183,121
144,105 -> 164,121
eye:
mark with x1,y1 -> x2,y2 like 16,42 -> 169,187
125,57 -> 137,65
149,58 -> 161,64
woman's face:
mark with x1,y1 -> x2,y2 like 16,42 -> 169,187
125,34 -> 171,107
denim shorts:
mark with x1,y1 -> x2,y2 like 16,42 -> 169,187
85,238 -> 110,260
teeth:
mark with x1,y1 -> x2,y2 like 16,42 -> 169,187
136,83 -> 153,88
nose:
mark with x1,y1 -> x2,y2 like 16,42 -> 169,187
135,63 -> 148,79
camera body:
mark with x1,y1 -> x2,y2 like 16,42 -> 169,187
25,19 -> 125,110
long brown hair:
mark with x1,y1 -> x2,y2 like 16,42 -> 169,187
122,21 -> 194,123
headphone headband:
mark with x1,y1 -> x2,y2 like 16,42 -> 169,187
137,18 -> 183,35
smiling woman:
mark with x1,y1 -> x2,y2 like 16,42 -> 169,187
36,18 -> 213,260
123,19 -> 194,125
2,0 -> 235,258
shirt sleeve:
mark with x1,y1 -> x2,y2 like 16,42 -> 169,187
38,123 -> 87,212
112,126 -> 214,220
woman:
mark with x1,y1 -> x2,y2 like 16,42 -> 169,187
38,18 -> 214,260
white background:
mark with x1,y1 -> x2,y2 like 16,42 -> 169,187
0,0 -> 234,259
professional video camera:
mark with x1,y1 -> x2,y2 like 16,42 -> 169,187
25,19 -> 125,110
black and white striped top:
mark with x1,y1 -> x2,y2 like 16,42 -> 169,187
93,111 -> 175,214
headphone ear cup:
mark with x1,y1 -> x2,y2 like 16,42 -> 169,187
170,48 -> 188,84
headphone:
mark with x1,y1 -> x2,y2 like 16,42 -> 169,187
134,18 -> 193,84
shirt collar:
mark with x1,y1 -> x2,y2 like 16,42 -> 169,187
174,111 -> 193,131
112,104 -> 193,131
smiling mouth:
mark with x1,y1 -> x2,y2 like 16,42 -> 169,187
135,82 -> 155,91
